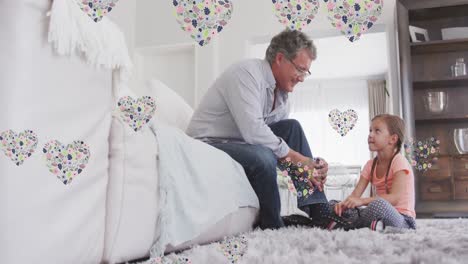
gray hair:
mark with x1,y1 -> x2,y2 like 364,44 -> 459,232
265,28 -> 316,65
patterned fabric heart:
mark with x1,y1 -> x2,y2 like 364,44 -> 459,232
43,140 -> 91,185
272,0 -> 320,31
328,109 -> 358,136
277,167 -> 298,196
325,0 -> 383,42
278,157 -> 323,207
404,137 -> 440,172
118,96 -> 156,132
217,235 -> 248,263
173,0 -> 233,46
75,0 -> 120,22
0,130 -> 38,166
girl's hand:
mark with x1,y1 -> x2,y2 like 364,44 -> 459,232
334,202 -> 347,217
341,196 -> 364,209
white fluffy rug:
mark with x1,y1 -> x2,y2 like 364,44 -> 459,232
146,219 -> 468,264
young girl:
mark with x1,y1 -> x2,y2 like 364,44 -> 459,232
332,114 -> 416,231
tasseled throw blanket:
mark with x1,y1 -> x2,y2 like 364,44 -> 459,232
149,122 -> 259,257
47,0 -> 132,82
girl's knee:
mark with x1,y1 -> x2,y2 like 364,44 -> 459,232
366,198 -> 393,218
369,198 -> 391,209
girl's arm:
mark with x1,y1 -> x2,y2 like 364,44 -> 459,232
343,176 -> 375,206
348,176 -> 370,198
374,170 -> 407,206
335,176 -> 371,216
337,170 -> 408,216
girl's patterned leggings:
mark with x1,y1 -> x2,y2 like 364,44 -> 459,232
302,198 -> 416,230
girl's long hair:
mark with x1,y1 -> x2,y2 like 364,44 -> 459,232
369,114 -> 407,194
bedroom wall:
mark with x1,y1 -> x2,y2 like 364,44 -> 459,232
109,0 -> 136,59
115,0 -> 400,114
108,0 -> 137,99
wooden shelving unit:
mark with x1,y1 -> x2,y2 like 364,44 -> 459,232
415,116 -> 468,123
438,153 -> 468,158
410,5 -> 467,20
398,0 -> 468,216
413,76 -> 468,89
411,38 -> 468,54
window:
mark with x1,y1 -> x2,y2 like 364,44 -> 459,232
248,33 -> 390,167
289,80 -> 370,167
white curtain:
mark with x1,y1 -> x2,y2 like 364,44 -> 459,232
289,79 -> 370,167
367,79 -> 388,161
367,79 -> 389,119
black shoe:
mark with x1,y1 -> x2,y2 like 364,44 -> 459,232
282,214 -> 356,230
282,214 -> 316,228
325,214 -> 355,231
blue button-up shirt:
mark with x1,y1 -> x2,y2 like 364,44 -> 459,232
186,59 -> 290,158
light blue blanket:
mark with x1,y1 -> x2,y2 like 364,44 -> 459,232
149,122 -> 259,257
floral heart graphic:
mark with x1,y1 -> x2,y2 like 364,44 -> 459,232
272,0 -> 320,31
217,235 -> 248,263
0,130 -> 38,166
325,0 -> 383,42
43,140 -> 90,185
75,0 -> 119,22
328,109 -> 358,136
118,96 -> 156,132
149,256 -> 191,264
404,137 -> 440,172
174,0 -> 233,46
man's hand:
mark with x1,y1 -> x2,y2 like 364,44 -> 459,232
302,157 -> 328,192
282,150 -> 329,192
313,157 -> 328,183
304,168 -> 323,192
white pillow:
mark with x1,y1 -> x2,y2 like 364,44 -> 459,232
1,2 -> 111,263
145,79 -> 194,131
103,114 -> 159,264
103,80 -> 191,263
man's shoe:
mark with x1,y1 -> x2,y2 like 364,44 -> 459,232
282,213 -> 356,230
282,214 -> 316,228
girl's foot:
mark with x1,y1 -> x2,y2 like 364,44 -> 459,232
370,219 -> 385,232
325,214 -> 355,231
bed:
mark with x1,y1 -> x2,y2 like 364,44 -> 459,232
0,2 -> 304,263
0,2 -> 260,263
103,79 -> 261,263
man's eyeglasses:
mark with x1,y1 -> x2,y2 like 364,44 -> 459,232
287,58 -> 311,78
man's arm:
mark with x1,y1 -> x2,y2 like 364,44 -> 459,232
221,66 -> 327,189
221,68 -> 290,158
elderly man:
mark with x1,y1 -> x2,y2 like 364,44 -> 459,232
186,29 -> 329,229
